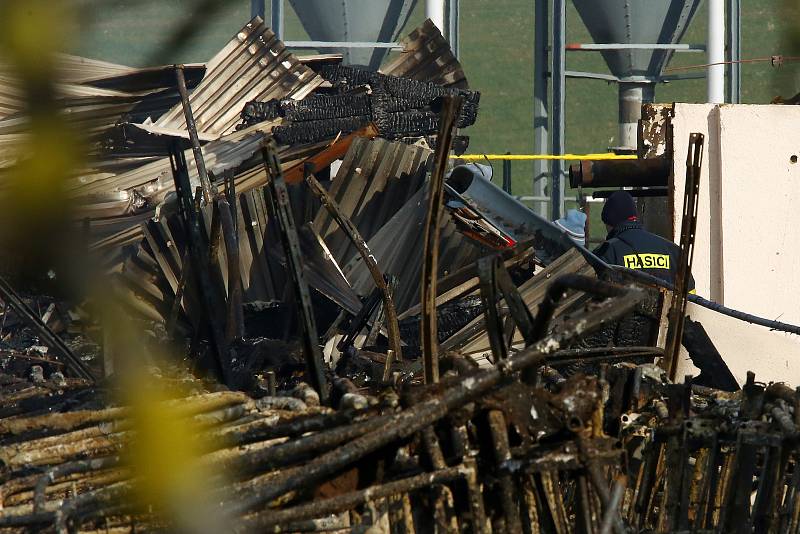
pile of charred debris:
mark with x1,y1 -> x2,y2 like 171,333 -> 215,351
1,17 -> 800,534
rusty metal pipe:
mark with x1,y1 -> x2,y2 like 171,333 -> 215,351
305,172 -> 403,361
421,95 -> 463,384
569,157 -> 670,189
175,65 -> 215,204
240,467 -> 468,531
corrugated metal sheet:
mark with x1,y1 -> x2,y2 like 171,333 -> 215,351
380,19 -> 469,89
72,122 -> 278,217
311,136 -> 478,312
84,133 -> 329,251
120,186 -> 360,327
312,137 -> 432,264
342,187 -> 480,312
155,16 -> 324,136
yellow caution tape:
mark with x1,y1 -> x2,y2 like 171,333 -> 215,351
451,153 -> 637,161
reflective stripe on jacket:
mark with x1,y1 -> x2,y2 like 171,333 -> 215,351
593,221 -> 696,293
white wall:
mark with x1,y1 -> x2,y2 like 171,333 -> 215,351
671,104 -> 800,382
675,303 -> 800,387
671,104 -> 718,299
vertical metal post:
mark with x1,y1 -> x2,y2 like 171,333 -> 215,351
533,0 -> 549,218
426,0 -> 446,33
551,0 -> 566,220
175,65 -> 215,204
448,0 -> 460,58
707,0 -> 725,103
725,0 -> 741,104
421,96 -> 462,385
502,153 -> 512,194
250,0 -> 265,20
271,0 -> 284,40
261,140 -> 329,404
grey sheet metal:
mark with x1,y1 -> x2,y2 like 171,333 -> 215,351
312,137 -> 434,268
445,164 -> 576,266
120,185 -> 360,328
342,187 -> 479,312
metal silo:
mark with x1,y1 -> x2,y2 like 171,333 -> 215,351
571,0 -> 702,149
287,0 -> 418,70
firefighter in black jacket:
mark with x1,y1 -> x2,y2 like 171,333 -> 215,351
594,191 -> 695,293
592,192 -> 738,390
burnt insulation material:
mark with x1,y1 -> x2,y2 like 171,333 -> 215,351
315,65 -> 480,106
238,65 -> 480,142
272,116 -> 371,145
240,99 -> 282,124
282,93 -> 373,122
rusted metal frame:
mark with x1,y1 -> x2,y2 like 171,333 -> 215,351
720,433 -> 759,532
366,276 -> 398,348
661,428 -> 690,531
751,443 -> 786,533
337,287 -> 382,353
664,132 -> 704,381
166,248 -> 191,337
691,435 -> 721,530
538,471 -> 571,534
421,427 -> 453,534
487,410 -> 523,534
168,142 -> 230,382
33,456 -> 119,513
174,64 -> 216,204
577,436 -> 625,534
599,481 -> 626,534
216,197 -> 244,342
528,473 -> 559,534
421,95 -> 463,384
388,491 -> 415,534
459,457 -> 490,534
239,467 -> 468,531
478,256 -> 507,363
305,171 -> 403,361
232,407 -> 380,447
0,277 -> 94,382
781,450 -> 800,532
232,415 -> 391,477
575,474 -> 595,534
492,257 -> 537,346
260,138 -> 328,404
228,286 -> 644,516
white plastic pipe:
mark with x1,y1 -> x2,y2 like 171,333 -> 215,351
707,0 -> 725,103
426,0 -> 445,34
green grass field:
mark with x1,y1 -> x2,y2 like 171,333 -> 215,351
71,0 -> 798,229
